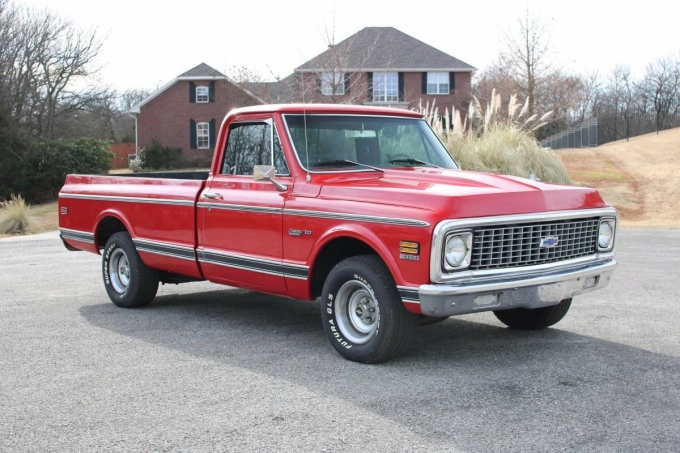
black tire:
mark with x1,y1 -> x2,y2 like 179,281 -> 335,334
493,298 -> 572,330
418,315 -> 449,326
102,232 -> 159,308
320,255 -> 417,363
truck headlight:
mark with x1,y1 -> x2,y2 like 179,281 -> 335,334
597,219 -> 615,251
444,232 -> 473,270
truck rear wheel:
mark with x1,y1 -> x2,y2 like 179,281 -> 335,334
103,232 -> 159,308
320,255 -> 417,363
493,298 -> 572,330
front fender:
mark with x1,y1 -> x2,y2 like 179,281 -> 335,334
308,223 -> 409,286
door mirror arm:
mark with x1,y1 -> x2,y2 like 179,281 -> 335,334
253,165 -> 288,192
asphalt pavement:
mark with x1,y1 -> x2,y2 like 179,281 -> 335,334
0,229 -> 679,452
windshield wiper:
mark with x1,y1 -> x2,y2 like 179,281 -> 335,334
389,158 -> 440,168
314,159 -> 384,172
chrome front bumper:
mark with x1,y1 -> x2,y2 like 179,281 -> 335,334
418,260 -> 617,317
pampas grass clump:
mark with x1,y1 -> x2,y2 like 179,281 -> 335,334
0,194 -> 32,234
420,90 -> 572,185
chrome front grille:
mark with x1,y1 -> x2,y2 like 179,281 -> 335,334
469,217 -> 599,270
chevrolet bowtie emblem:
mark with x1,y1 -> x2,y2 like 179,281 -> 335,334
539,236 -> 559,248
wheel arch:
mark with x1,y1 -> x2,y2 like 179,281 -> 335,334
94,210 -> 135,251
307,227 -> 404,300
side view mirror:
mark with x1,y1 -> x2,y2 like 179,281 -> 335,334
253,165 -> 288,192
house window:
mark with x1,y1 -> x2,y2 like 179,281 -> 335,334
321,72 -> 345,96
197,122 -> 210,149
427,72 -> 449,94
373,72 -> 398,102
196,86 -> 209,103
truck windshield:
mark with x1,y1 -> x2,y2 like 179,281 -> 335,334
283,115 -> 458,172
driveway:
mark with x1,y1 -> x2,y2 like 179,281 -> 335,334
1,229 -> 679,452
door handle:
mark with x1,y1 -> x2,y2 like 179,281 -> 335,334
203,192 -> 223,200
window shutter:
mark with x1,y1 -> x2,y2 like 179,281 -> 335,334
367,72 -> 373,101
190,119 -> 197,149
398,72 -> 404,102
344,73 -> 350,94
209,119 -> 216,148
449,72 -> 456,93
422,72 -> 427,94
189,82 -> 196,103
315,75 -> 322,94
209,81 -> 215,102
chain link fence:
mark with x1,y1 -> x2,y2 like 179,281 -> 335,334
541,110 -> 680,149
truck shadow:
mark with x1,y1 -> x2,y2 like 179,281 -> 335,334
79,288 -> 680,451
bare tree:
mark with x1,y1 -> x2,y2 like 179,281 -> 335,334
602,65 -> 638,139
573,72 -> 602,123
638,56 -> 680,131
227,65 -> 266,84
473,10 -> 586,138
0,0 -> 111,139
296,25 -> 385,105
51,88 -> 152,143
496,10 -> 553,116
116,88 -> 151,113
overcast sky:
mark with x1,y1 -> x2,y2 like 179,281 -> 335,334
17,0 -> 680,91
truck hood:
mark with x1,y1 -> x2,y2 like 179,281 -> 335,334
313,168 -> 607,220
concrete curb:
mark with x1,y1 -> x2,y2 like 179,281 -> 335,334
0,230 -> 60,242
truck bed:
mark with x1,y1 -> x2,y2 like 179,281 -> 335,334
58,173 -> 208,279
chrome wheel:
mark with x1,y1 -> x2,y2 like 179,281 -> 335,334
109,248 -> 130,294
335,279 -> 380,344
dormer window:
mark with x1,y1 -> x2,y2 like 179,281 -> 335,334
196,86 -> 209,103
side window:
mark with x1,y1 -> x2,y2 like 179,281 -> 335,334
221,123 -> 289,176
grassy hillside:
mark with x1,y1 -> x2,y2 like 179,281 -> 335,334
558,128 -> 680,228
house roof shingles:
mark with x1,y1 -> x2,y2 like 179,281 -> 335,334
242,74 -> 299,104
295,27 -> 475,72
178,63 -> 226,78
130,62 -> 266,113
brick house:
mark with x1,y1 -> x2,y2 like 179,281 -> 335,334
131,28 -> 474,160
129,63 -> 263,160
248,27 -> 475,113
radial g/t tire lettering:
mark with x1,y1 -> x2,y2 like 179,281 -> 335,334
320,255 -> 417,363
102,232 -> 159,308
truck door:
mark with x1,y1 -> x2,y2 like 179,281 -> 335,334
199,118 -> 292,294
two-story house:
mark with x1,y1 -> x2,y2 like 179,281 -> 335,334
131,27 -> 474,159
250,27 -> 475,112
129,63 -> 263,160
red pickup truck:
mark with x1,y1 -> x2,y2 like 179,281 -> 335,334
59,104 -> 617,363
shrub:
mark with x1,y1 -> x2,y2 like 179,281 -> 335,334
0,194 -> 32,234
129,148 -> 144,172
141,139 -> 182,170
131,142 -> 211,172
0,158 -> 31,202
443,125 -> 572,185
420,91 -> 572,185
181,149 -> 214,169
25,138 -> 113,202
0,112 -> 35,200
0,137 -> 113,203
